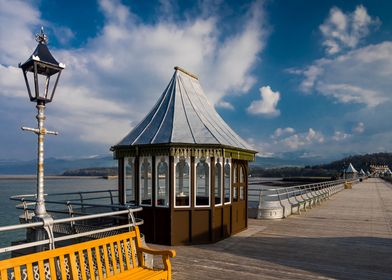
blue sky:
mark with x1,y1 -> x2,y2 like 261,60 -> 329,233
0,0 -> 391,163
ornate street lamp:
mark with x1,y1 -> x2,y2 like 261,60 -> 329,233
19,28 -> 65,219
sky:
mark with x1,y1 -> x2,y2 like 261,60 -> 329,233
0,0 -> 391,164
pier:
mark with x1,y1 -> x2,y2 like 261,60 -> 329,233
170,178 -> 392,279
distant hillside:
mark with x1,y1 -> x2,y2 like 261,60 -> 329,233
63,167 -> 117,176
0,156 -> 116,175
250,152 -> 392,178
314,152 -> 392,172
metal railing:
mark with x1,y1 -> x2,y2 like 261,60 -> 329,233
10,188 -> 135,221
0,206 -> 143,255
249,179 -> 358,219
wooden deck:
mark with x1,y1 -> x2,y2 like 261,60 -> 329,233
164,178 -> 392,279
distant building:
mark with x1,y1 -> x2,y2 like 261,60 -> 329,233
370,165 -> 391,177
345,163 -> 358,179
111,67 -> 257,245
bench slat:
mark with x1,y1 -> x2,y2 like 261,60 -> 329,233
69,251 -> 79,280
59,255 -> 67,280
102,243 -> 111,277
77,250 -> 87,280
109,243 -> 118,275
129,237 -> 137,269
86,248 -> 96,280
95,246 -> 104,280
116,241 -> 124,273
26,263 -> 34,280
38,260 -> 45,280
123,238 -> 131,271
13,266 -> 21,280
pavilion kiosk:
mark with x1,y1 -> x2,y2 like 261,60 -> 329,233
345,163 -> 358,179
111,67 -> 257,245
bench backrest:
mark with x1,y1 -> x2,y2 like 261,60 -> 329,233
0,227 -> 144,280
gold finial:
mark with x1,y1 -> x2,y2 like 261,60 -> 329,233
174,66 -> 198,80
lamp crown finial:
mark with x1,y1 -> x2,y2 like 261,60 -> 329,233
35,27 -> 48,44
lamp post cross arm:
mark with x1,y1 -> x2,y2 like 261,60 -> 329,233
21,126 -> 59,136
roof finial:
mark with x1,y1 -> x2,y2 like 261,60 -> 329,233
174,66 -> 199,80
35,27 -> 48,45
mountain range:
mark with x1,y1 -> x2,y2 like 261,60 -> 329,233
0,152 -> 390,175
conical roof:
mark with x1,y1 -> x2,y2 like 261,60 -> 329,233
345,163 -> 358,173
115,67 -> 254,152
359,169 -> 366,175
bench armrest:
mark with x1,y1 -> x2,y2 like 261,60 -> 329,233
138,246 -> 176,258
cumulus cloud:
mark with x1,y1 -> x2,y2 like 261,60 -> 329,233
353,122 -> 365,133
0,0 -> 268,156
272,127 -> 295,139
247,86 -> 280,116
294,42 -> 392,107
272,128 -> 324,150
332,131 -> 351,141
216,100 -> 234,110
320,5 -> 380,55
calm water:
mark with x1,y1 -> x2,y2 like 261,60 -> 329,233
0,178 -> 118,251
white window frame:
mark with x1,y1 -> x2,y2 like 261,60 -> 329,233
214,157 -> 223,206
155,156 -> 169,208
194,156 -> 211,208
124,157 -> 135,203
174,156 -> 191,208
224,158 -> 232,205
139,156 -> 152,206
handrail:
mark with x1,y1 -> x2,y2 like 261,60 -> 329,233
0,207 -> 143,254
252,178 -> 358,219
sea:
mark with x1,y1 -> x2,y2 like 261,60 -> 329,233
0,178 -> 118,254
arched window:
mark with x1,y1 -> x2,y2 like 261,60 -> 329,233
224,158 -> 231,204
124,157 -> 135,204
195,157 -> 210,207
139,157 -> 152,206
233,163 -> 238,201
240,164 -> 245,200
156,156 -> 169,207
175,157 -> 190,207
215,158 -> 222,206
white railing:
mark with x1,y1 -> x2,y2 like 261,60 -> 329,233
0,206 -> 143,255
249,179 -> 358,219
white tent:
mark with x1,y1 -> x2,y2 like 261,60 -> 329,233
345,163 -> 358,174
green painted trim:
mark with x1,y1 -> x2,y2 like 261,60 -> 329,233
223,149 -> 255,161
113,144 -> 256,161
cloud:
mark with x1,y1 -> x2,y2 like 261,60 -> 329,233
353,122 -> 365,133
0,0 -> 269,157
216,100 -> 234,110
294,42 -> 392,107
320,5 -> 380,55
332,131 -> 351,141
277,128 -> 324,150
272,127 -> 295,139
247,86 -> 280,116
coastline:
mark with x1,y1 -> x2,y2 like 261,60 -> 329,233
0,175 -> 107,180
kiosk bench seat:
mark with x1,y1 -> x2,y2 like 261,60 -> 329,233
0,226 -> 175,280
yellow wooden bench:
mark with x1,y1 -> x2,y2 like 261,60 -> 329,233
0,226 -> 175,280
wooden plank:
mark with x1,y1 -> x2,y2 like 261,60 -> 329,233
94,246 -> 104,280
86,248 -> 96,280
103,244 -> 111,277
109,243 -> 118,274
123,238 -> 131,271
68,253 -> 79,280
38,260 -> 45,280
77,250 -> 87,280
58,255 -> 67,280
116,241 -> 124,272
26,263 -> 34,280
